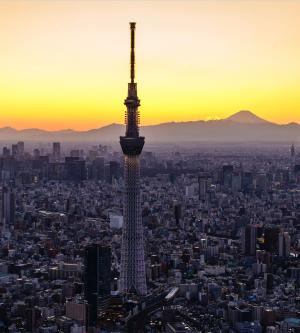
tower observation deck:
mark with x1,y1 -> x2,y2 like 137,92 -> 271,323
119,22 -> 147,295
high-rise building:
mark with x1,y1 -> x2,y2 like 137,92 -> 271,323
33,148 -> 40,159
84,244 -> 111,327
255,173 -> 268,192
198,174 -> 209,200
1,185 -> 15,226
11,144 -> 18,157
278,231 -> 290,257
17,141 -> 24,157
52,142 -> 61,162
173,201 -> 182,225
242,224 -> 257,256
90,157 -> 105,180
232,172 -> 242,192
2,147 -> 10,158
264,226 -> 280,254
293,164 -> 300,183
119,22 -> 147,295
291,143 -> 295,159
65,157 -> 86,182
222,165 -> 233,189
109,161 -> 120,183
26,307 -> 41,332
242,171 -> 253,192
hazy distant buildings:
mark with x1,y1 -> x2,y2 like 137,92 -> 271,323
90,157 -> 105,180
290,143 -> 295,159
33,148 -> 40,159
70,149 -> 83,158
2,147 -> 10,158
109,161 -> 120,184
48,161 -> 65,181
10,141 -> 24,159
17,141 -> 24,157
52,142 -> 61,162
65,157 -> 86,182
11,144 -> 18,157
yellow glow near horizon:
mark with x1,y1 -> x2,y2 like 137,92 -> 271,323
0,0 -> 300,130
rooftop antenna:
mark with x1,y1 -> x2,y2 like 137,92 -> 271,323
130,22 -> 136,83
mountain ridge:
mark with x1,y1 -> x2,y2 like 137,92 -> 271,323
0,111 -> 299,142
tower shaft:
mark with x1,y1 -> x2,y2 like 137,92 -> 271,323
119,22 -> 147,295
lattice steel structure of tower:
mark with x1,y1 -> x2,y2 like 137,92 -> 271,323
119,22 -> 147,295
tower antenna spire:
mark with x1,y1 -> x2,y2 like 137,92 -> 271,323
130,22 -> 136,83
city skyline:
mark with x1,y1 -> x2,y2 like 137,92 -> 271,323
1,1 -> 300,332
0,0 -> 300,130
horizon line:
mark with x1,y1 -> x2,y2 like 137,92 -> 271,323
0,111 -> 299,132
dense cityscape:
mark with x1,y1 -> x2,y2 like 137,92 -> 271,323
0,139 -> 299,333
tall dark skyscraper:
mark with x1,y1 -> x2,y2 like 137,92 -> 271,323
264,226 -> 280,254
17,141 -> 24,157
278,231 -> 291,257
84,244 -> 111,327
242,224 -> 257,256
11,144 -> 18,157
1,185 -> 15,226
222,165 -> 233,189
198,173 -> 209,201
119,22 -> 147,295
109,161 -> 120,184
173,201 -> 182,226
52,142 -> 61,162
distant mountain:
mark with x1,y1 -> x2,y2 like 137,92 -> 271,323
226,110 -> 269,124
0,111 -> 299,143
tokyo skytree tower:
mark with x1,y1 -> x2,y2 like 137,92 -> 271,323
119,22 -> 147,295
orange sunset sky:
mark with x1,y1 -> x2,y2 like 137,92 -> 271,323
0,0 -> 299,131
